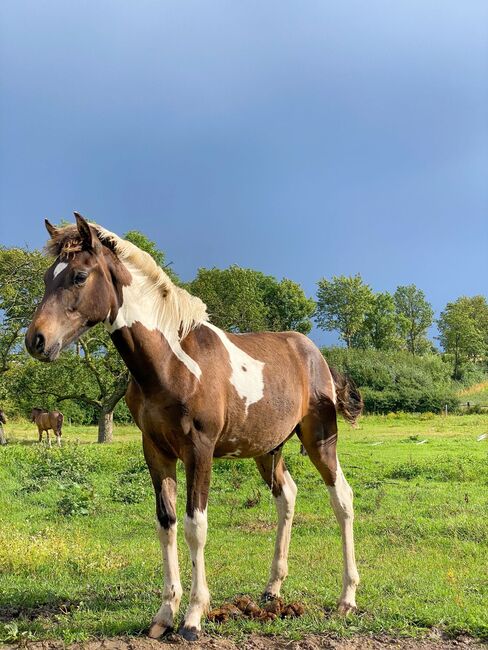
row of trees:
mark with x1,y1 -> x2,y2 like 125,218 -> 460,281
0,231 -> 486,439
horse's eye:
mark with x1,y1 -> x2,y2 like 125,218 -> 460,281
73,271 -> 88,286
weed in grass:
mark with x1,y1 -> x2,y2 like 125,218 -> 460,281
112,458 -> 151,504
57,483 -> 95,517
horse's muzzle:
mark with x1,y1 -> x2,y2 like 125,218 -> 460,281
25,330 -> 61,362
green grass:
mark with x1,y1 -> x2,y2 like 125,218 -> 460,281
0,414 -> 487,644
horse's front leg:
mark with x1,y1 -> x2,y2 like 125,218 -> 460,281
143,437 -> 182,638
179,443 -> 213,641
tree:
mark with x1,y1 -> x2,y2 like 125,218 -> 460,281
355,292 -> 403,351
315,274 -> 374,348
0,247 -> 49,373
438,296 -> 488,379
189,266 -> 315,333
394,285 -> 433,355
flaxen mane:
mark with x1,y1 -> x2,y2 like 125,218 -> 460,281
46,222 -> 208,341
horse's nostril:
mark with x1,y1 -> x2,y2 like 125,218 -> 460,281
34,333 -> 45,353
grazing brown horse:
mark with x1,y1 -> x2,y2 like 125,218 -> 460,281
0,409 -> 7,445
25,214 -> 362,640
31,407 -> 63,447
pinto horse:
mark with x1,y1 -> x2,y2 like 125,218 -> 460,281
31,407 -> 63,447
25,214 -> 362,640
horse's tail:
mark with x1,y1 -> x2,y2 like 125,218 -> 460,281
330,367 -> 363,427
56,412 -> 64,436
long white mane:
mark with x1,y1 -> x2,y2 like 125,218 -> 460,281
97,226 -> 209,340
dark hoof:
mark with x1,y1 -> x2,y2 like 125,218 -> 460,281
261,592 -> 277,602
178,625 -> 199,642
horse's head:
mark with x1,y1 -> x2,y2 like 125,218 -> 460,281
25,213 -> 121,362
0,410 -> 6,425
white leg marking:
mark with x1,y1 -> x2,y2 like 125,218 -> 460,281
327,460 -> 359,612
53,262 -> 68,278
204,323 -> 264,414
149,521 -> 183,637
183,509 -> 209,631
265,470 -> 297,597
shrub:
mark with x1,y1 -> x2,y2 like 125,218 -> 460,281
323,347 -> 460,413
112,458 -> 151,504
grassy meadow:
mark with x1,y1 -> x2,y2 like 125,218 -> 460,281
0,414 -> 487,644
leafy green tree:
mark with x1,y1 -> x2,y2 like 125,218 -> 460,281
0,247 -> 49,372
438,296 -> 488,379
394,285 -> 434,355
189,266 -> 315,333
315,274 -> 374,348
355,292 -> 403,351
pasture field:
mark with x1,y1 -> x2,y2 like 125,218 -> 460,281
0,414 -> 487,645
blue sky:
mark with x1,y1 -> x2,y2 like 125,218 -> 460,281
0,1 -> 487,345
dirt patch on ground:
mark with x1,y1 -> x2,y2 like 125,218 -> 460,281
2,634 -> 485,650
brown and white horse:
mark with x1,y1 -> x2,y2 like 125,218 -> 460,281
31,407 -> 64,447
25,214 -> 362,640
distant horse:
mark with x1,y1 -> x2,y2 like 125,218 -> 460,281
0,409 -> 7,445
30,408 -> 63,447
25,214 -> 363,640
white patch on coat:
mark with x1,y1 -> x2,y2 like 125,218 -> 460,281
105,261 -> 202,380
204,322 -> 265,414
222,449 -> 242,458
53,262 -> 68,279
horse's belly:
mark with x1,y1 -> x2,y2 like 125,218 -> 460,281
214,395 -> 301,459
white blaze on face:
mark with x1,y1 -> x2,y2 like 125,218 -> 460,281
104,262 -> 202,380
53,262 -> 68,279
204,322 -> 265,414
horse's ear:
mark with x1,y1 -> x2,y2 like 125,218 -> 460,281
74,212 -> 98,251
45,219 -> 58,238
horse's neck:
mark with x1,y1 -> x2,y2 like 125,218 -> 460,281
110,322 -> 201,398
106,266 -> 206,396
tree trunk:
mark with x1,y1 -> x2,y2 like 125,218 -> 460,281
0,425 -> 6,445
98,409 -> 114,443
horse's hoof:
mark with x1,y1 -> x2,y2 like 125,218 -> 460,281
261,591 -> 278,602
148,622 -> 173,638
178,625 -> 199,642
337,601 -> 356,616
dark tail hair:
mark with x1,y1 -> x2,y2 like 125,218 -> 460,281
330,367 -> 363,427
56,413 -> 64,436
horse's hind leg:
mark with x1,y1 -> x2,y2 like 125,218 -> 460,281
255,452 -> 297,599
46,430 -> 51,448
300,399 -> 359,614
